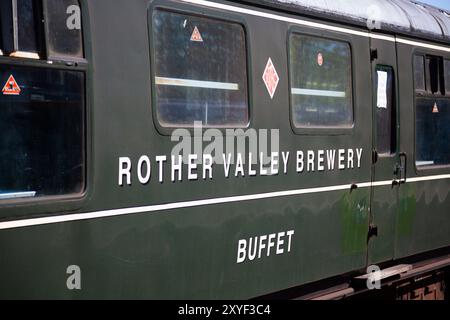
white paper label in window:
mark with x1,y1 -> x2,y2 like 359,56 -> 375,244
377,71 -> 388,109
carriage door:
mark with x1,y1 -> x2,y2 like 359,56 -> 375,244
368,35 -> 402,265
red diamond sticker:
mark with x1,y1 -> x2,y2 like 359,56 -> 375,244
262,58 -> 279,99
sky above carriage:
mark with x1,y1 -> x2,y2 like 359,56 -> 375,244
421,0 -> 450,10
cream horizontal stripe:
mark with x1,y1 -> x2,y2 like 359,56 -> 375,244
0,192 -> 36,200
396,37 -> 450,53
292,88 -> 346,98
179,0 -> 450,53
180,0 -> 369,37
369,33 -> 396,42
155,77 -> 239,90
1,174 -> 450,230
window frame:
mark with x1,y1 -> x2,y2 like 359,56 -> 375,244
287,27 -> 355,136
374,64 -> 397,157
0,0 -> 44,59
0,0 -> 86,62
0,59 -> 88,206
413,49 -> 450,172
413,54 -> 427,95
42,0 -> 85,62
0,0 -> 90,214
148,0 -> 253,136
444,58 -> 450,96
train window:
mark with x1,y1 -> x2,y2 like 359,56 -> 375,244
445,59 -> 450,94
0,1 -> 13,53
415,98 -> 450,167
0,0 -> 83,60
289,34 -> 353,128
43,0 -> 84,60
152,10 -> 249,128
0,65 -> 85,200
0,0 -> 43,57
0,0 -> 18,54
17,0 -> 42,54
414,55 -> 426,92
415,55 -> 450,168
375,66 -> 396,155
425,55 -> 444,95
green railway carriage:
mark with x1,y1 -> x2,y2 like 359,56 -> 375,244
0,0 -> 449,299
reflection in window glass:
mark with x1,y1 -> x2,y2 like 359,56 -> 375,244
289,34 -> 353,128
416,98 -> 450,167
0,65 -> 85,200
0,1 -> 14,53
426,55 -> 443,95
152,10 -> 248,127
17,0 -> 41,53
44,0 -> 83,59
376,66 -> 396,155
414,55 -> 426,91
445,59 -> 450,94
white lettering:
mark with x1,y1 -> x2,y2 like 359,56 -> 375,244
267,233 -> 276,256
137,155 -> 151,184
248,152 -> 257,176
259,152 -> 268,176
258,235 -> 267,259
307,151 -> 315,172
327,150 -> 336,170
338,149 -> 345,170
286,230 -> 295,252
188,154 -> 198,180
248,237 -> 257,261
296,151 -> 304,173
317,150 -> 325,172
276,232 -> 285,255
357,148 -> 363,168
156,155 -> 166,183
118,157 -> 131,186
236,230 -> 295,263
223,153 -> 232,178
203,154 -> 213,180
347,149 -> 354,169
171,155 -> 182,182
282,151 -> 289,174
237,239 -> 247,264
270,152 -> 279,175
235,153 -> 245,177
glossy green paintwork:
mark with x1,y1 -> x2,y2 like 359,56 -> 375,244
395,41 -> 450,259
0,0 -> 448,299
340,191 -> 369,255
367,37 -> 399,265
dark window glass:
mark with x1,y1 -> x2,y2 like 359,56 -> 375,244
376,66 -> 396,155
152,10 -> 249,128
416,98 -> 450,167
44,0 -> 83,59
289,34 -> 353,128
0,65 -> 85,200
445,59 -> 450,94
425,55 -> 444,95
414,55 -> 426,91
0,1 -> 14,53
17,0 -> 41,53
0,0 -> 43,55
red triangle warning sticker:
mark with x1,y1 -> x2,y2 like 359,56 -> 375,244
190,26 -> 203,42
2,75 -> 21,95
433,102 -> 439,113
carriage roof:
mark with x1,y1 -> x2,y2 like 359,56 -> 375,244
239,0 -> 450,43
